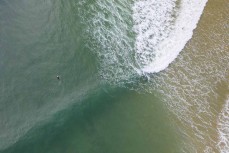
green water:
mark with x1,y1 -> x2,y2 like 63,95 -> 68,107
0,0 -> 181,152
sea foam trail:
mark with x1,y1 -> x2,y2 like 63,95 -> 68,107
217,98 -> 229,153
133,0 -> 208,73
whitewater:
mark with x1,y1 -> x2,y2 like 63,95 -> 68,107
78,0 -> 209,82
133,0 -> 208,73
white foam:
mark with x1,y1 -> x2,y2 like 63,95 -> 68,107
217,98 -> 229,153
78,0 -> 141,85
133,0 -> 208,73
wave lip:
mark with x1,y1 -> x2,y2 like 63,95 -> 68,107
217,98 -> 229,153
133,0 -> 208,73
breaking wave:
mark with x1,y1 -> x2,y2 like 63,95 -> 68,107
133,0 -> 208,73
79,0 -> 208,84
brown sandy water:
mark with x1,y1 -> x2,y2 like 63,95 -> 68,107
143,0 -> 229,152
182,1 -> 228,152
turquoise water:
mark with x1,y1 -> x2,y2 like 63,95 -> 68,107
0,0 -> 181,152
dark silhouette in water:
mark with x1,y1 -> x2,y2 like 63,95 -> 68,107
57,76 -> 60,80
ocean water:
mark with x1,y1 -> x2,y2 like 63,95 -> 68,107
0,0 -> 228,153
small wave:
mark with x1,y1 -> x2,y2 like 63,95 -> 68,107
133,0 -> 208,73
217,98 -> 229,153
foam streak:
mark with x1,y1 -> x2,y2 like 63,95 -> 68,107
217,98 -> 229,153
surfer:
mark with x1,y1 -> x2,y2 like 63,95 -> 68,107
57,75 -> 60,80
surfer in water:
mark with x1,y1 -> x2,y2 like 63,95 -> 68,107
57,75 -> 60,80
